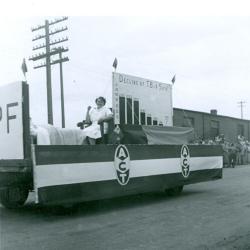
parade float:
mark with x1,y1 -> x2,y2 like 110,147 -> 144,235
0,72 -> 223,208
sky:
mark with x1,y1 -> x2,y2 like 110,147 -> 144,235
1,2 -> 250,128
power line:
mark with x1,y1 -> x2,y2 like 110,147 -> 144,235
29,17 -> 69,126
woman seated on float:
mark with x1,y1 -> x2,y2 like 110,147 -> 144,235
83,96 -> 113,145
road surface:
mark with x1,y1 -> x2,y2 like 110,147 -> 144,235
1,165 -> 250,250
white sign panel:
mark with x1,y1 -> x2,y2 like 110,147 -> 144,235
112,72 -> 173,126
0,82 -> 24,159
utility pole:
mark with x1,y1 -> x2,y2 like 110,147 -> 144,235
59,50 -> 65,128
45,20 -> 53,124
29,17 -> 69,126
238,101 -> 246,119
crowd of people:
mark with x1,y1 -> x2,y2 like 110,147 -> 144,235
192,134 -> 250,168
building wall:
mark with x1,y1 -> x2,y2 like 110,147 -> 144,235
173,108 -> 250,142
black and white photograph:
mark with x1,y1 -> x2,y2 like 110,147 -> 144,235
0,1 -> 250,249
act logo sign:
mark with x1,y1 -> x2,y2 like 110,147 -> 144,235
114,145 -> 131,185
180,144 -> 190,178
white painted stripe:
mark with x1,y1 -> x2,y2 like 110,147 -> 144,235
35,156 -> 222,188
190,157 -> 222,171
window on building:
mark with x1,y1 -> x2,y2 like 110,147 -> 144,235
183,117 -> 195,127
237,124 -> 244,136
210,120 -> 219,138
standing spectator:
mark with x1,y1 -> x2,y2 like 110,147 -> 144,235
237,135 -> 247,165
228,143 -> 237,168
236,142 -> 242,165
246,141 -> 250,164
241,142 -> 248,165
222,141 -> 229,167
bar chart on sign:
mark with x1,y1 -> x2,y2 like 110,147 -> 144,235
112,72 -> 173,126
119,95 -> 168,126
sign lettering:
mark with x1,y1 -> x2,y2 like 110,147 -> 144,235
0,82 -> 24,159
180,145 -> 190,178
112,72 -> 173,126
7,102 -> 18,133
114,145 -> 131,185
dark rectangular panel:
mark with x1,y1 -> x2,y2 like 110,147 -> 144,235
126,97 -> 132,124
35,144 -> 223,165
153,118 -> 158,125
119,96 -> 125,125
133,99 -> 139,125
140,110 -> 145,125
147,115 -> 152,125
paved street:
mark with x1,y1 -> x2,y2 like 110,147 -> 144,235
1,165 -> 250,250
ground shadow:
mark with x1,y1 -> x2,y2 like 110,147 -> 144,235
1,188 -> 205,218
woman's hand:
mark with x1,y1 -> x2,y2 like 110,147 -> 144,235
87,106 -> 91,112
98,118 -> 104,124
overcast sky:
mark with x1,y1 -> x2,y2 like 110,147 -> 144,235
1,14 -> 250,128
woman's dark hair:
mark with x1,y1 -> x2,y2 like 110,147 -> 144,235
95,96 -> 106,105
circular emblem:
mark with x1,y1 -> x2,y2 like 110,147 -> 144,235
180,144 -> 190,178
114,145 -> 131,185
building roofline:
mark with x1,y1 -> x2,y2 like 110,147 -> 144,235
173,107 -> 250,122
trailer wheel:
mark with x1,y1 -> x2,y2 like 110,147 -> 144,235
0,187 -> 29,209
165,186 -> 183,196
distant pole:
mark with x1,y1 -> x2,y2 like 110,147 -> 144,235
45,20 -> 53,125
238,101 -> 246,119
59,51 -> 65,128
